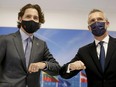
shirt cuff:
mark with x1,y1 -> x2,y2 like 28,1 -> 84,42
66,64 -> 71,73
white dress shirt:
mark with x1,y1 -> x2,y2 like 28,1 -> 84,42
95,35 -> 109,58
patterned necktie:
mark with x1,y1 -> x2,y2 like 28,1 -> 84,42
99,41 -> 105,72
25,37 -> 32,68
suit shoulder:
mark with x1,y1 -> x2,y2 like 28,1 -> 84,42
0,35 -> 5,38
3,33 -> 16,39
0,31 -> 20,42
79,42 -> 94,50
109,36 -> 116,42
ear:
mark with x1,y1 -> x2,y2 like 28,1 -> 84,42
18,17 -> 22,23
106,21 -> 109,25
106,21 -> 110,28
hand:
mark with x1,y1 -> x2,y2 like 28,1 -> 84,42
28,62 -> 46,73
69,60 -> 86,71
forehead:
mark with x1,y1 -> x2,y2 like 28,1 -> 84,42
24,8 -> 38,16
88,12 -> 105,20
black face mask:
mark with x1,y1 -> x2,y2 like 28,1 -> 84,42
21,20 -> 40,33
90,22 -> 106,36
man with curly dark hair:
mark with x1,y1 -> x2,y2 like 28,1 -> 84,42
0,3 -> 60,87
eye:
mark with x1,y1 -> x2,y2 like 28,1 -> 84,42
90,19 -> 95,23
33,16 -> 39,20
25,15 -> 31,19
89,19 -> 95,24
97,18 -> 104,21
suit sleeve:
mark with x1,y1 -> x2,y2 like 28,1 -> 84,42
59,49 -> 82,79
0,35 -> 6,64
42,42 -> 61,76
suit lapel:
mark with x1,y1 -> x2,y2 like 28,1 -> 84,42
13,31 -> 27,71
105,37 -> 116,71
89,42 -> 103,73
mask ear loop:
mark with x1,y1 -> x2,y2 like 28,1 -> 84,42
105,19 -> 110,29
88,22 -> 94,31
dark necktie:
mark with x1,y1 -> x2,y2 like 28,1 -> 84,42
25,37 -> 32,68
99,41 -> 105,72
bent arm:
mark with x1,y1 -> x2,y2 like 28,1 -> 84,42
42,42 -> 61,76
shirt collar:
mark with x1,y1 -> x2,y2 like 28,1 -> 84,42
95,35 -> 109,46
19,29 -> 33,41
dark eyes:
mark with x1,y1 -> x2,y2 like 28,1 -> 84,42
89,18 -> 104,24
26,15 -> 39,20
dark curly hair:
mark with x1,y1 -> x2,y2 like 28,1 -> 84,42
17,3 -> 45,28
